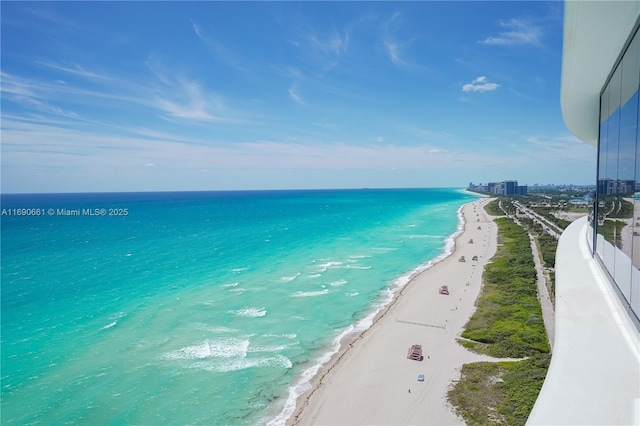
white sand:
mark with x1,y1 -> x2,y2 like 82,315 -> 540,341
287,198 -> 499,425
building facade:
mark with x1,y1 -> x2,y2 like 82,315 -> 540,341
594,21 -> 640,323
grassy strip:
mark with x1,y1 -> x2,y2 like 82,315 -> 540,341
461,217 -> 550,358
515,213 -> 557,301
448,354 -> 551,426
485,199 -> 505,216
536,233 -> 557,269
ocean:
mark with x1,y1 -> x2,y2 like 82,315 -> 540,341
1,188 -> 477,425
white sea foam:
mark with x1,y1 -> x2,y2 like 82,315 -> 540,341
263,333 -> 297,340
195,354 -> 293,373
101,321 -> 117,330
407,234 -> 440,239
371,247 -> 398,252
221,282 -> 239,288
163,338 -> 250,360
314,261 -> 343,273
347,254 -> 371,259
307,274 -> 322,278
229,308 -> 267,317
329,279 -> 347,287
231,267 -> 250,272
248,342 -> 299,353
291,289 -> 329,298
346,265 -> 371,270
278,273 -> 300,283
193,324 -> 240,334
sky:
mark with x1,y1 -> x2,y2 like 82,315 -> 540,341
1,1 -> 597,193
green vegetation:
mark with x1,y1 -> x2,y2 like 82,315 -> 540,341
530,207 -> 570,231
462,217 -> 550,358
604,197 -> 634,219
536,233 -> 557,269
448,354 -> 551,426
515,208 -> 557,302
485,199 -> 505,216
600,219 -> 627,249
450,215 -> 551,425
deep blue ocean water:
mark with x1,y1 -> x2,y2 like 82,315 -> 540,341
1,188 -> 476,425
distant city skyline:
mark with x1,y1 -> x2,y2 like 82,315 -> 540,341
1,2 -> 596,193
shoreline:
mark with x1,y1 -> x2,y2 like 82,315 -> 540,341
265,200 -> 470,426
269,197 -> 498,425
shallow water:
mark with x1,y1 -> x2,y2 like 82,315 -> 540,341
1,188 -> 476,425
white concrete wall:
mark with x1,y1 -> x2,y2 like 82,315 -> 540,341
527,217 -> 640,425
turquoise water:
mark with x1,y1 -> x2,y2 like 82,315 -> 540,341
1,188 -> 476,425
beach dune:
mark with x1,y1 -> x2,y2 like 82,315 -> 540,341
287,198 -> 499,425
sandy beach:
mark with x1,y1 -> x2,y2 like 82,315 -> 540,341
287,198 -> 500,425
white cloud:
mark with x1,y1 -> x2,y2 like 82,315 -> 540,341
385,41 -> 408,66
39,61 -> 113,81
153,79 -> 223,121
311,31 -> 349,56
426,148 -> 446,154
191,21 -> 248,72
3,61 -> 244,125
145,59 -> 240,122
517,134 -> 596,167
288,84 -> 304,105
479,18 -> 542,46
462,76 -> 500,93
381,12 -> 419,68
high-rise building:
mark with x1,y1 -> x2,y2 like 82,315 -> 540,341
516,185 -> 528,196
527,2 -> 640,425
468,180 -> 527,195
503,180 -> 518,195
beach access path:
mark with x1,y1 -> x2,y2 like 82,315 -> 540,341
287,198 -> 504,425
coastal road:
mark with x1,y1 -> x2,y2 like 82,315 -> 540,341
513,201 -> 562,239
529,235 -> 555,350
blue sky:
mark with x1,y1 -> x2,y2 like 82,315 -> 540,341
1,1 -> 596,193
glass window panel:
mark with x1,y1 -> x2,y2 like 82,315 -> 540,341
634,29 -> 640,317
626,90 -> 640,270
597,116 -> 608,258
618,47 -> 638,265
599,84 -> 609,187
603,66 -> 622,278
627,29 -> 640,272
597,90 -> 609,258
622,31 -> 640,105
